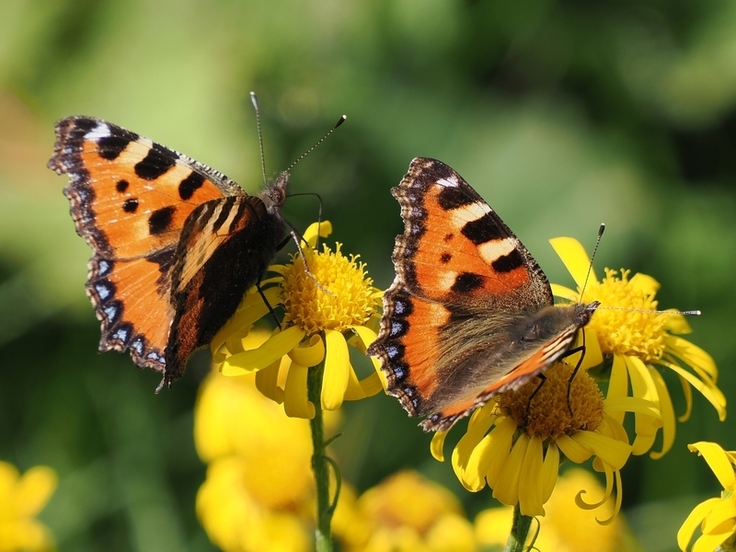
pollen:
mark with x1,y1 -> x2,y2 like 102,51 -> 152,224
586,269 -> 667,363
280,243 -> 379,335
498,362 -> 604,440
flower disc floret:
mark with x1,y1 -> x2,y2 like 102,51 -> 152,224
498,361 -> 604,439
281,244 -> 376,335
586,269 -> 667,363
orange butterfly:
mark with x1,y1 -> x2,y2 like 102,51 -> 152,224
48,116 -> 288,390
368,158 -> 599,431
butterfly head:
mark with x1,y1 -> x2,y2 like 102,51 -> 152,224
261,170 -> 290,213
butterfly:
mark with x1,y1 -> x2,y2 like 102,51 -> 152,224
48,116 -> 289,391
367,157 -> 599,432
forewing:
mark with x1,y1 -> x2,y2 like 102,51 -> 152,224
391,157 -> 552,310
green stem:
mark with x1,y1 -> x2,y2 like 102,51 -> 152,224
308,357 -> 335,552
504,503 -> 534,552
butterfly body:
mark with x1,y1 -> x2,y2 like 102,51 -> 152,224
48,116 -> 287,388
368,157 -> 598,432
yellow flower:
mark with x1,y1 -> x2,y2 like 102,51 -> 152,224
0,461 -> 57,552
678,442 -> 736,552
550,237 -> 726,459
436,361 -> 659,520
339,470 -> 476,552
475,469 -> 640,551
210,221 -> 384,418
195,364 -> 315,551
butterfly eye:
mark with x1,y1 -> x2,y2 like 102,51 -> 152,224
522,324 -> 542,341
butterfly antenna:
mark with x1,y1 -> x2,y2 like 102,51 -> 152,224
288,191 -> 325,247
599,305 -> 701,317
250,92 -> 268,187
284,114 -> 347,174
580,223 -> 605,298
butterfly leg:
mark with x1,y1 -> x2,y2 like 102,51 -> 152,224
256,280 -> 282,329
561,344 -> 587,416
525,374 -> 548,424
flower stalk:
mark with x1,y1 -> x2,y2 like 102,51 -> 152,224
308,355 -> 336,552
505,504 -> 534,552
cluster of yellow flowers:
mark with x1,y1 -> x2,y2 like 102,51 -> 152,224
11,223 -> 729,551
200,225 -> 729,551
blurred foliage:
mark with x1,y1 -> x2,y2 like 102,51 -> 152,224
1,0 -> 735,550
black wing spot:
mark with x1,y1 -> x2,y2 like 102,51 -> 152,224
443,233 -> 454,242
98,135 -> 133,160
438,186 -> 475,210
492,249 -> 524,273
122,198 -> 139,213
461,213 -> 507,245
135,143 -> 177,180
179,172 -> 205,200
440,252 -> 452,264
148,206 -> 175,235
116,179 -> 129,192
451,272 -> 485,294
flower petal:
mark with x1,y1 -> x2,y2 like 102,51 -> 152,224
648,368 -> 676,460
518,435 -> 545,516
579,327 -> 603,369
431,432 -> 448,462
550,283 -> 579,301
701,498 -> 736,534
322,329 -> 350,410
481,416 -> 516,489
606,354 -> 629,424
452,411 -> 497,491
344,371 -> 383,401
492,433 -> 528,507
350,324 -> 377,351
255,357 -> 287,403
283,363 -> 315,419
624,356 -> 663,455
556,434 -> 594,464
15,466 -> 58,517
222,326 -> 305,376
572,431 -> 632,470
549,237 -> 597,290
677,497 -> 720,550
629,272 -> 660,294
689,442 -> 736,491
303,220 -> 333,247
540,443 -> 560,504
693,531 -> 736,552
663,360 -> 727,422
211,286 -> 282,355
288,334 -> 325,367
666,335 -> 718,382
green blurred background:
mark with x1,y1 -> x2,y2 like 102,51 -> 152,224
1,0 -> 735,550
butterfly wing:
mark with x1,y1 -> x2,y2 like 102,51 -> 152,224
369,157 -> 592,431
48,116 -> 248,373
163,193 -> 285,386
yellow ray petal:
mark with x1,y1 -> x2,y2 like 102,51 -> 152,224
549,237 -> 598,290
689,442 -> 736,490
303,220 -> 333,247
322,329 -> 350,410
15,466 -> 57,517
288,334 -> 325,367
677,497 -> 720,550
222,326 -> 305,376
284,363 -> 315,419
210,286 -> 282,354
